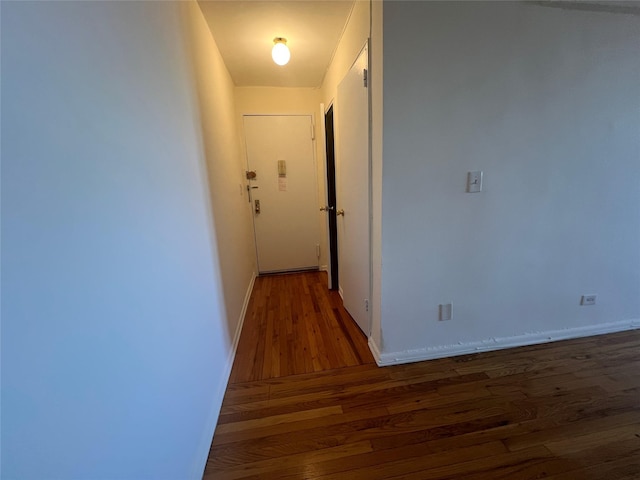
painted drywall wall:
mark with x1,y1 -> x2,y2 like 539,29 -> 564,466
234,87 -> 326,269
379,1 -> 640,360
235,87 -> 322,115
183,1 -> 257,474
320,0 -> 370,107
187,3 -> 256,343
1,1 -> 251,478
370,0 -> 383,350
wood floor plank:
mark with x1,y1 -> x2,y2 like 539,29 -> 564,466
543,422 -> 640,456
386,445 -> 556,480
367,412 -> 528,454
228,271 -> 374,383
205,272 -> 640,479
314,441 -> 508,480
263,440 -> 509,480
545,438 -> 640,479
504,410 -> 640,452
549,461 -> 640,480
218,395 -> 349,425
211,400 -> 391,447
515,385 -> 640,426
204,440 -> 373,480
214,405 -> 344,435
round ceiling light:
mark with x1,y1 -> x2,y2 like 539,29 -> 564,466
272,37 -> 290,66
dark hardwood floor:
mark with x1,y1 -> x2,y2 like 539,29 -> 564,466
205,272 -> 640,479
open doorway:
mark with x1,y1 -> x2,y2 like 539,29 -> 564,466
324,105 -> 339,290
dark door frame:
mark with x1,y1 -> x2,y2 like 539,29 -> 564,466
324,105 -> 339,290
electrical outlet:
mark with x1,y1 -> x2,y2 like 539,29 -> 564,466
439,303 -> 452,321
581,295 -> 597,306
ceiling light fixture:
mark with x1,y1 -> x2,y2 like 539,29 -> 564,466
272,37 -> 290,66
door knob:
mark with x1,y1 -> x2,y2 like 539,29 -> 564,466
336,209 -> 345,216
320,206 -> 334,212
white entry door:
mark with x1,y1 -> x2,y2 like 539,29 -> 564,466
336,45 -> 370,335
244,115 -> 320,274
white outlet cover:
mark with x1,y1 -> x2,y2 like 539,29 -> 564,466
581,295 -> 597,306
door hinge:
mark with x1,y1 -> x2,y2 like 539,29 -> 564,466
363,68 -> 368,88
316,243 -> 320,258
365,299 -> 369,312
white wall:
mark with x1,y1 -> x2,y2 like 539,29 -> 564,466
370,0 -> 384,350
183,1 -> 257,474
235,87 -> 322,116
320,1 -> 370,107
187,4 -> 257,346
378,1 -> 640,362
234,87 -> 326,268
1,1 -> 251,478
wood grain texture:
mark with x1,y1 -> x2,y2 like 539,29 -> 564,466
206,272 -> 640,479
228,272 -> 375,384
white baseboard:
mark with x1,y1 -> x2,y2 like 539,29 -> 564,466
230,272 -> 256,365
191,271 -> 256,479
368,336 -> 383,365
338,286 -> 344,300
320,264 -> 328,272
372,319 -> 640,367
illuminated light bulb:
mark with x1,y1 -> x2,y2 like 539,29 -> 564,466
272,37 -> 290,66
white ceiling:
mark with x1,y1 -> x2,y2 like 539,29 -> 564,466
198,1 -> 355,88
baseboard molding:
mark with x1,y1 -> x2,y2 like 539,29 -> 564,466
338,286 -> 344,300
231,272 -> 257,363
191,271 -> 256,479
373,319 -> 640,367
320,264 -> 328,272
368,336 -> 383,365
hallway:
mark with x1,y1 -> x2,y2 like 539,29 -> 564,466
228,271 -> 374,383
204,273 -> 640,479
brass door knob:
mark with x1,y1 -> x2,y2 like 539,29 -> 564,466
320,206 -> 334,212
336,209 -> 345,216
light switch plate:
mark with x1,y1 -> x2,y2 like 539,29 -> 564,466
467,171 -> 483,193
